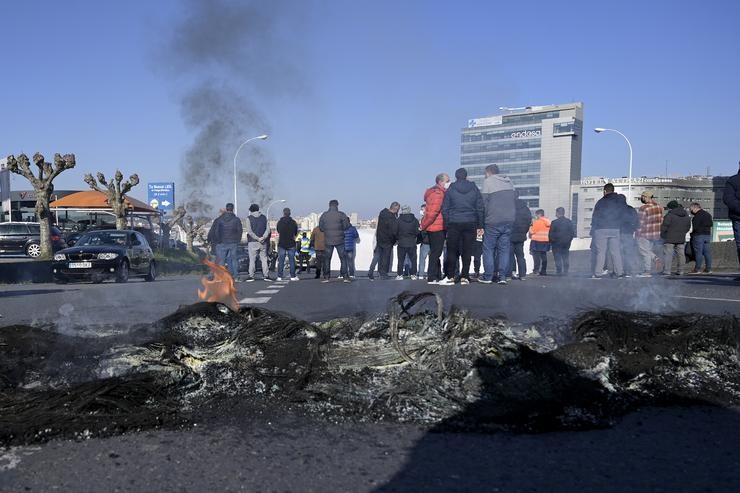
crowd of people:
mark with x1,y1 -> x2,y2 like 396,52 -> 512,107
205,161 -> 740,284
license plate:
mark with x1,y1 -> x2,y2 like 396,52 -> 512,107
69,262 -> 92,268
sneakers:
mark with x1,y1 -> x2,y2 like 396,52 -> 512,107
321,278 -> 331,283
343,277 -> 351,283
263,277 -> 271,281
410,275 -> 418,280
290,277 -> 299,281
438,278 -> 455,286
688,270 -> 701,275
590,275 -> 602,280
460,278 -> 470,285
478,279 -> 493,284
704,270 -> 713,274
497,279 -> 508,285
427,280 -> 439,285
276,277 -> 283,281
395,275 -> 404,280
245,277 -> 255,282
637,273 -> 652,278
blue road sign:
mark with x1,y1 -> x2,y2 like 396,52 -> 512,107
147,182 -> 175,212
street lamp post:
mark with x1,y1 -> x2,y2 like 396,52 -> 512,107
233,134 -> 269,215
594,128 -> 633,200
265,199 -> 287,224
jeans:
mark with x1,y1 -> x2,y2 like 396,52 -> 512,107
377,244 -> 394,278
368,246 -> 380,278
472,241 -> 482,275
663,242 -> 686,274
346,249 -> 357,276
481,223 -> 512,281
314,250 -> 325,278
508,241 -> 526,278
620,233 -> 639,275
324,243 -> 348,279
277,246 -> 296,278
445,222 -> 476,280
397,245 -> 418,276
427,231 -> 445,282
532,251 -> 548,275
552,243 -> 570,274
418,243 -> 430,277
691,235 -> 712,271
247,241 -> 269,278
215,243 -> 238,278
733,220 -> 740,265
636,237 -> 658,273
591,229 -> 623,277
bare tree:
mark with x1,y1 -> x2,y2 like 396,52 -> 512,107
158,205 -> 186,249
83,170 -> 140,230
5,153 -> 76,258
179,215 -> 209,252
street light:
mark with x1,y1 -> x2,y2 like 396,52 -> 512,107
265,199 -> 287,224
594,127 -> 633,200
233,134 -> 269,215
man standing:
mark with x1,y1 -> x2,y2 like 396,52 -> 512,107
420,173 -> 449,285
548,207 -> 575,276
590,183 -> 625,279
319,199 -> 351,283
244,203 -> 270,281
529,209 -> 551,276
298,232 -> 311,272
479,164 -> 516,285
395,205 -> 420,280
275,208 -> 299,281
310,225 -> 325,279
417,204 -> 430,279
507,195 -> 532,280
635,191 -> 663,277
660,201 -> 692,276
207,202 -> 242,279
618,194 -> 641,277
688,202 -> 714,274
722,162 -> 740,266
375,202 -> 400,280
344,221 -> 360,279
440,168 -> 484,285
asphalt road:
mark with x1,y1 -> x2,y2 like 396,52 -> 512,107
2,272 -> 740,491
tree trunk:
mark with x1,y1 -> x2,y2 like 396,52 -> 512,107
35,190 -> 53,259
186,235 -> 194,252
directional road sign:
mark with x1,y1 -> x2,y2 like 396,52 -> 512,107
147,182 -> 175,213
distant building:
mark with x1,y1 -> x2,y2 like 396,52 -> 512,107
461,102 -> 584,218
572,175 -> 728,237
350,212 -> 359,226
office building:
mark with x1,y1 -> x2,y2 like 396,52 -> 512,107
461,102 -> 584,218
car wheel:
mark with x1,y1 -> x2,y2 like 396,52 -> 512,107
26,242 -> 41,258
144,261 -> 156,282
115,260 -> 129,283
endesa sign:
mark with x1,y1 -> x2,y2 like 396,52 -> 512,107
510,129 -> 541,139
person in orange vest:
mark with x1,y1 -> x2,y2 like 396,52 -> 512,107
529,209 -> 551,276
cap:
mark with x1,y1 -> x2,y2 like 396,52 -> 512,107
640,191 -> 654,199
665,200 -> 681,209
401,205 -> 412,214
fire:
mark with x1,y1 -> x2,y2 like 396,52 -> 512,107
197,259 -> 240,311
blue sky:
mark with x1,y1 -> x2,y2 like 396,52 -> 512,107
2,0 -> 739,217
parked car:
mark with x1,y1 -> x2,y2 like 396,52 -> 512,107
52,229 -> 156,283
0,222 -> 66,257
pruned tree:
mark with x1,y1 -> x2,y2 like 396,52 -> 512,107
83,170 -> 140,230
6,152 -> 76,259
179,215 -> 209,252
158,205 -> 187,249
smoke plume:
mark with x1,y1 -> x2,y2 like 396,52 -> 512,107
159,0 -> 305,214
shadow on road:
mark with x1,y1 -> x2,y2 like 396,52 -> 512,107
0,289 -> 74,298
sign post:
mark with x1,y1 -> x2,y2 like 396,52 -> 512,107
147,182 -> 175,213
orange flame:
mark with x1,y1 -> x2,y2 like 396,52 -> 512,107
197,259 -> 240,311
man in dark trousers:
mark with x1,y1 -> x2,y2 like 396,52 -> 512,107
319,199 -> 351,283
395,205 -> 420,279
590,183 -> 625,279
375,201 -> 400,280
507,195 -> 532,280
420,173 -> 449,284
722,161 -> 740,267
548,207 -> 575,276
660,200 -> 692,276
440,168 -> 484,286
207,202 -> 243,279
688,202 -> 714,274
275,208 -> 299,281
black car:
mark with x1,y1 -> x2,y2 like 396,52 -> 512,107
52,229 -> 156,283
0,222 -> 66,257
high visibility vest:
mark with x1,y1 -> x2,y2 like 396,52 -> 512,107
529,217 -> 551,242
300,236 -> 310,252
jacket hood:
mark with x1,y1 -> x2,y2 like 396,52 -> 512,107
399,213 -> 416,223
249,211 -> 262,218
453,179 -> 477,194
669,206 -> 688,217
221,213 -> 240,224
481,174 -> 514,194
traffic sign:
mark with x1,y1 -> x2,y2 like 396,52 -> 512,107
147,182 -> 175,212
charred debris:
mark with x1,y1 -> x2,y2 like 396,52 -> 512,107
1,293 -> 739,446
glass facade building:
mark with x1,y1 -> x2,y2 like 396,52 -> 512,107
461,103 -> 584,218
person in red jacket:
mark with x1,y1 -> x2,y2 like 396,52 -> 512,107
420,172 -> 450,284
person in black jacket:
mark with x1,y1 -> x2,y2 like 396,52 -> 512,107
375,202 -> 400,280
590,183 -> 625,279
722,162 -> 740,265
395,205 -> 420,279
689,202 -> 714,274
618,194 -> 640,277
507,197 -> 532,280
660,201 -> 692,275
548,207 -> 575,275
275,208 -> 299,281
207,202 -> 243,279
440,168 -> 484,285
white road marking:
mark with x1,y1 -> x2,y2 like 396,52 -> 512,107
256,290 -> 280,294
267,285 -> 285,289
239,297 -> 271,304
675,295 -> 740,303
